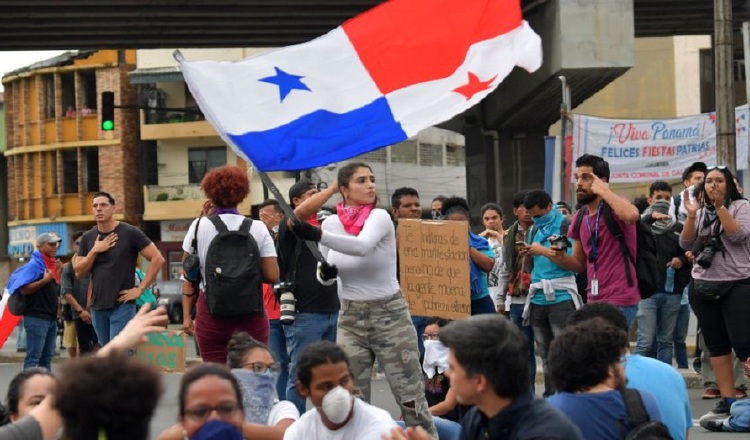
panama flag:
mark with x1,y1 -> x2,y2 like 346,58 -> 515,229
0,252 -> 46,350
178,0 -> 542,172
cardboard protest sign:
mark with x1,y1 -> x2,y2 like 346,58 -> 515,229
136,330 -> 187,373
398,219 -> 471,320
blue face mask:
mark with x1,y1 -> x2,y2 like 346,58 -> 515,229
191,420 -> 243,440
231,369 -> 278,425
532,209 -> 556,230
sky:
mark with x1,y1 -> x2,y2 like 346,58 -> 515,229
0,50 -> 68,92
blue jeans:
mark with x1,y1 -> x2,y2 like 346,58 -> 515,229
509,303 -> 536,388
634,293 -> 682,364
530,301 -> 576,396
412,315 -> 431,356
283,312 -> 338,413
397,417 -> 461,440
23,316 -> 57,370
619,305 -> 638,331
673,303 -> 690,368
16,318 -> 27,350
726,399 -> 750,432
91,304 -> 136,346
268,319 -> 289,400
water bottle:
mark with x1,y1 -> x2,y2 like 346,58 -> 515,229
664,266 -> 675,294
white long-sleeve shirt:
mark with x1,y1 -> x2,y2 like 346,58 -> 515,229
319,209 -> 401,301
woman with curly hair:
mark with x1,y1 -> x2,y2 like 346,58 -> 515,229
182,165 -> 280,363
680,166 -> 750,418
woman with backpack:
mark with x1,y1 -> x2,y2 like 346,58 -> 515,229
680,166 -> 750,418
181,165 -> 280,364
291,162 -> 437,438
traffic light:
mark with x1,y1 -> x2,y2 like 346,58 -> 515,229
101,91 -> 115,131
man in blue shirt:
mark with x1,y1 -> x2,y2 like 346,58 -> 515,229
566,303 -> 693,440
519,189 -> 581,396
547,318 -> 663,440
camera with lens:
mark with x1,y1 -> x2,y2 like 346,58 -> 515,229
182,254 -> 201,284
696,237 -> 724,269
547,234 -> 571,251
273,282 -> 297,325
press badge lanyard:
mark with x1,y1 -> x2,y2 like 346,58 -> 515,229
584,204 -> 602,296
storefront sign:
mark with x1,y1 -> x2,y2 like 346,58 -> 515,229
160,220 -> 192,242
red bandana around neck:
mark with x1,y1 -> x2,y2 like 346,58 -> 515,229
41,253 -> 60,284
336,201 -> 373,236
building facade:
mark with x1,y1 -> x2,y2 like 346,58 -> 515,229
2,50 -> 139,260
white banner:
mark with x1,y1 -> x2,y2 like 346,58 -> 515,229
572,105 -> 749,183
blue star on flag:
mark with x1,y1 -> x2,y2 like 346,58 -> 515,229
259,67 -> 311,102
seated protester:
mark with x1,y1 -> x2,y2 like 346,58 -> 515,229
547,319 -> 663,440
4,368 -> 55,425
55,352 -> 163,440
441,197 -> 496,315
0,305 -> 169,440
417,314 -> 582,440
567,303 -> 693,440
422,318 -> 469,440
283,341 -> 397,440
160,333 -> 299,440
701,357 -> 750,432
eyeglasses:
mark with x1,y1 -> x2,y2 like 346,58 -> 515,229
708,166 -> 728,171
45,242 -> 60,247
241,361 -> 281,374
183,403 -> 240,422
423,332 -> 440,341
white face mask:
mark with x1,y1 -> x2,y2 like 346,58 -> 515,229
422,340 -> 450,379
320,386 -> 353,424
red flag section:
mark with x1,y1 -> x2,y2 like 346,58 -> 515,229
342,0 -> 523,95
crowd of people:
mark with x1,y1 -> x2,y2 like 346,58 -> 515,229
2,153 -> 749,439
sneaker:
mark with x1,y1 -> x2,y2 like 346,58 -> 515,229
736,388 -> 748,399
699,414 -> 729,432
702,387 -> 721,399
705,398 -> 731,416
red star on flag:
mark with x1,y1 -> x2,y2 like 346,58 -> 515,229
453,72 -> 497,100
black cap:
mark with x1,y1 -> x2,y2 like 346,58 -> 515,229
288,179 -> 316,201
682,162 -> 707,182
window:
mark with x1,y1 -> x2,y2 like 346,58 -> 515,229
82,71 -> 97,112
390,140 -> 417,164
419,143 -> 443,166
188,147 -> 227,184
50,152 -> 58,194
61,73 -> 75,116
358,148 -> 386,163
44,76 -> 55,119
446,144 -> 465,166
62,149 -> 78,193
83,148 -> 99,192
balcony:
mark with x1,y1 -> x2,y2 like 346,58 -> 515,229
143,184 -> 251,221
139,110 -> 217,141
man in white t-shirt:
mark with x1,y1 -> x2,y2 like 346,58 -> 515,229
283,341 -> 397,440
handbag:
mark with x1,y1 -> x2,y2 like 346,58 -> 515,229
135,269 -> 159,310
7,293 -> 27,316
692,279 -> 738,301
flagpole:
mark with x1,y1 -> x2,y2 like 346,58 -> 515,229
255,171 -> 327,264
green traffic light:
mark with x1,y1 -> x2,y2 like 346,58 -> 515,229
102,120 -> 114,131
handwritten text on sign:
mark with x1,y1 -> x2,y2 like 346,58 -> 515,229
136,331 -> 187,373
398,220 -> 470,320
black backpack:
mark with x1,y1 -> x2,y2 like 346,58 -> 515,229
620,389 -> 673,440
203,216 -> 264,318
574,204 -> 659,299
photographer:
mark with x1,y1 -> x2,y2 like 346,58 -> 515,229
277,179 -> 340,414
680,166 -> 750,418
519,190 -> 581,397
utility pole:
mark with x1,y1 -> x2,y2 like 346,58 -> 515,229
714,0 -> 736,171
558,76 -> 572,205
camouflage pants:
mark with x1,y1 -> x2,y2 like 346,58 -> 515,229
338,292 -> 437,440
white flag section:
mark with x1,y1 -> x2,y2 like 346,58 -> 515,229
572,105 -> 750,183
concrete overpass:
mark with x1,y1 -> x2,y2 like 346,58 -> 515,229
0,0 -> 745,217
